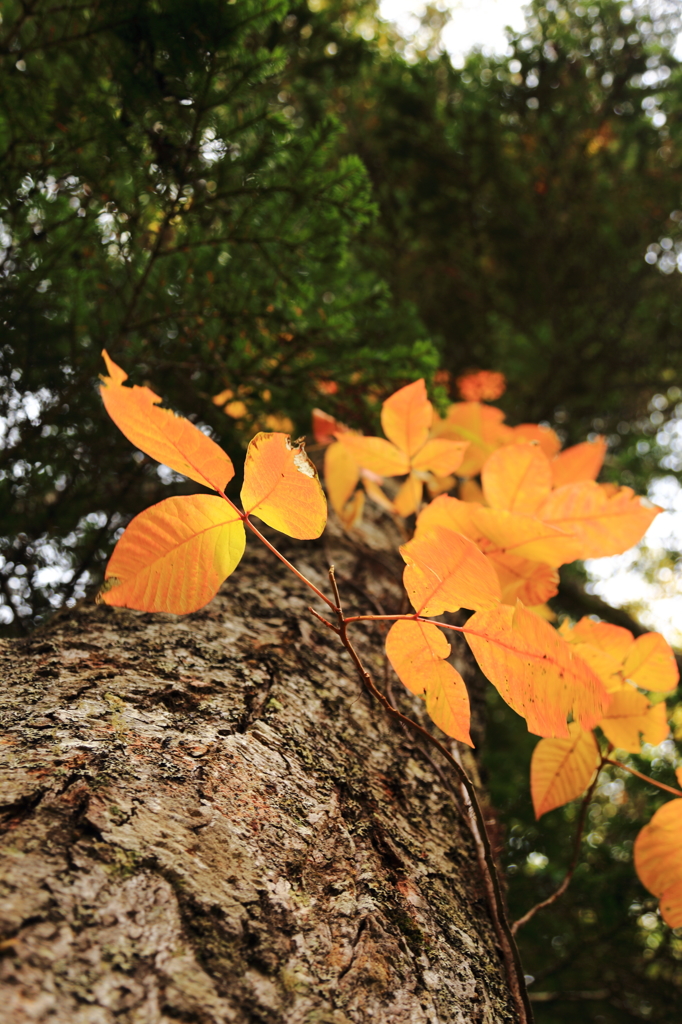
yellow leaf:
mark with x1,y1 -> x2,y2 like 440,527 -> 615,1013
102,495 -> 245,614
100,350 -> 234,493
660,879 -> 682,929
530,724 -> 600,818
335,432 -> 410,476
635,799 -> 682,926
381,378 -> 432,458
486,551 -> 559,606
241,432 -> 327,539
362,476 -> 396,513
415,494 -> 481,542
337,489 -> 365,530
324,441 -> 359,516
212,387 -> 234,406
411,438 -> 468,476
527,603 -> 557,622
511,423 -> 562,459
471,506 -> 580,566
393,473 -> 423,518
538,481 -> 660,558
559,639 -> 624,693
623,631 -> 680,693
599,687 -> 668,753
401,525 -> 501,616
464,603 -> 609,736
385,619 -> 472,745
264,413 -> 295,432
432,401 -> 512,476
482,443 -> 552,515
225,400 -> 248,419
551,437 -> 607,489
459,478 -> 485,504
425,472 -> 456,498
568,617 -> 635,664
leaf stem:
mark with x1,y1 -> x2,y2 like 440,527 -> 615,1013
215,488 -> 337,611
244,517 -> 336,610
326,571 -> 533,1024
512,760 -> 604,935
603,757 -> 682,798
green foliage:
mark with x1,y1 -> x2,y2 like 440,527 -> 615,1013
0,0 -> 435,631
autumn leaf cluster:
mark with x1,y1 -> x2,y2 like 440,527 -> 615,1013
99,356 -> 681,929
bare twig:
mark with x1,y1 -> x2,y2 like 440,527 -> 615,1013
512,761 -> 604,935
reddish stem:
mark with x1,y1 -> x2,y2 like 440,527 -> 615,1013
512,761 -> 604,935
603,757 -> 682,798
215,489 -> 336,611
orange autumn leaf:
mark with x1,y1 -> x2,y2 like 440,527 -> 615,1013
538,481 -> 660,558
568,617 -> 635,664
559,618 -> 631,692
486,552 -> 559,606
635,799 -> 682,927
528,603 -> 557,622
481,443 -> 552,515
335,432 -> 410,476
457,369 -> 506,402
530,724 -> 600,818
415,496 -> 579,567
558,639 -> 623,693
381,378 -> 432,458
415,494 -> 481,543
511,423 -> 562,459
425,471 -> 457,499
551,437 -> 607,489
312,408 -> 346,445
335,380 -> 467,489
362,475 -> 397,514
411,438 -> 469,476
459,478 -> 485,504
393,473 -> 424,518
623,631 -> 680,693
432,401 -> 511,477
337,489 -> 365,530
599,688 -> 668,753
324,441 -> 359,518
101,495 -> 245,614
241,432 -> 327,539
660,881 -> 682,930
471,506 -> 580,566
464,603 -> 609,736
385,619 -> 472,745
100,350 -> 234,493
401,525 -> 501,616
559,618 -> 678,698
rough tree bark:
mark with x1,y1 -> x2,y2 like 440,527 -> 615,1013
0,516 -> 520,1023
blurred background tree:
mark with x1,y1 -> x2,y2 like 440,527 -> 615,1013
3,0 -> 682,1019
0,0 -> 436,629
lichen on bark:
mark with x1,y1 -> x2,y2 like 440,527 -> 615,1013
0,519 -> 518,1023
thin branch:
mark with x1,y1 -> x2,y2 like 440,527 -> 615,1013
242,516 -> 336,611
330,595 -> 533,1024
603,757 -> 682,798
512,760 -> 604,935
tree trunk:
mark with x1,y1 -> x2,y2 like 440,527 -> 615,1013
0,521 -> 519,1023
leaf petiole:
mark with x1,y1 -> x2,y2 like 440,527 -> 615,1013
603,757 -> 682,798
